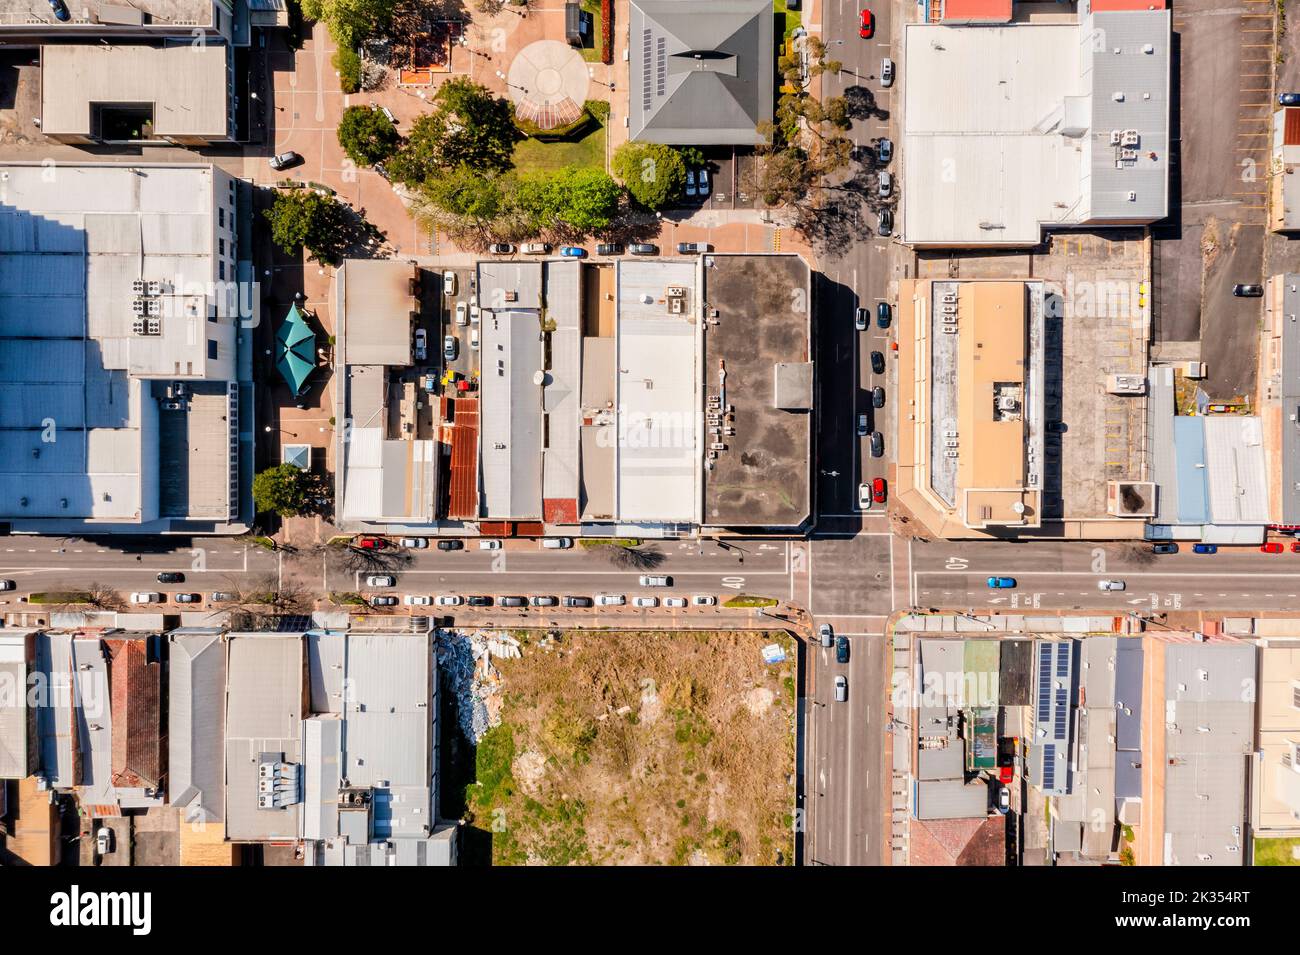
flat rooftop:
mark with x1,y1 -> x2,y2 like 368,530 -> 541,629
41,43 -> 229,140
0,0 -> 216,28
339,259 -> 416,367
702,254 -> 811,528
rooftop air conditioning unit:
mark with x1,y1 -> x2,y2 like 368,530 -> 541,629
1110,129 -> 1122,145
146,299 -> 162,316
147,280 -> 163,296
1122,130 -> 1140,146
132,279 -> 147,295
132,298 -> 147,316
132,318 -> 147,336
146,318 -> 161,335
997,395 -> 1019,412
665,286 -> 686,297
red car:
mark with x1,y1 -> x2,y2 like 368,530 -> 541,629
355,536 -> 388,550
873,477 -> 887,503
859,9 -> 875,38
1262,542 -> 1284,554
1292,541 -> 1300,553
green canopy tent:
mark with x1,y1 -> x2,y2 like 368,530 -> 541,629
275,302 -> 317,396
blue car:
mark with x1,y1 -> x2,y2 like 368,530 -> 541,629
47,0 -> 70,21
559,246 -> 587,258
1192,543 -> 1218,555
987,576 -> 1016,589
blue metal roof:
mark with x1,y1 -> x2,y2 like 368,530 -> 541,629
1172,416 -> 1209,524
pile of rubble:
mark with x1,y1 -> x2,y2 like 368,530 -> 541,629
436,629 -> 523,743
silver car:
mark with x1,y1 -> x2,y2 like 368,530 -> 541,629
818,623 -> 834,647
834,675 -> 848,703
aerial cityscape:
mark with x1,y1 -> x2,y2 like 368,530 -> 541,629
0,0 -> 1288,906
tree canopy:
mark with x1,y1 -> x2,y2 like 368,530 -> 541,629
337,105 -> 401,166
388,79 -> 517,187
300,0 -> 395,48
253,463 -> 311,517
513,167 -> 623,235
263,190 -> 351,264
611,142 -> 686,211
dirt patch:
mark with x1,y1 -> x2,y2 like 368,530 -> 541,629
464,629 -> 797,866
1199,216 -> 1221,269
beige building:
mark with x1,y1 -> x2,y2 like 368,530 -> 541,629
1253,636 -> 1300,835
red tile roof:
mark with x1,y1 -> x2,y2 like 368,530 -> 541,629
543,498 -> 579,525
1286,108 -> 1300,147
104,638 -> 163,790
447,398 -> 479,520
942,0 -> 1012,22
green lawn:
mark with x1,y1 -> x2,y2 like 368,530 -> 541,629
580,0 -> 604,63
513,114 -> 607,174
775,0 -> 802,41
1254,837 -> 1300,865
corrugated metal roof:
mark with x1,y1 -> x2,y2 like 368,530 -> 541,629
448,398 -> 480,520
1280,277 -> 1300,522
915,779 -> 989,819
480,310 -> 545,519
168,632 -> 227,823
1204,416 -> 1268,524
36,633 -> 77,789
1172,415 -> 1209,523
0,633 -> 33,779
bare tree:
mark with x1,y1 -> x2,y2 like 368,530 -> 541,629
331,544 -> 415,576
600,544 -> 666,571
84,583 -> 126,612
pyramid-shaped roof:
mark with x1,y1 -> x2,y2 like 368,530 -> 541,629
276,302 -> 317,395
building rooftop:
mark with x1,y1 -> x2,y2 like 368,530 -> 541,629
168,631 -> 227,824
41,43 -> 229,141
339,259 -> 416,367
104,636 -> 164,790
480,309 -> 544,519
0,0 -> 218,29
0,632 -> 34,780
628,0 -> 774,146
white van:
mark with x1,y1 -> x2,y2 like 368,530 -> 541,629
443,270 -> 457,296
542,537 -> 572,549
639,574 -> 671,587
595,593 -> 626,606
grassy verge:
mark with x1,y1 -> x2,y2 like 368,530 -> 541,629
723,594 -> 779,608
513,103 -> 608,174
1254,836 -> 1300,865
578,537 -> 641,549
27,592 -> 92,605
775,0 -> 802,41
329,592 -> 366,607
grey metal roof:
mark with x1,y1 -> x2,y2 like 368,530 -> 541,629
302,717 -> 341,842
917,744 -> 965,782
1148,364 -> 1178,524
629,0 -> 774,145
168,632 -> 227,823
1280,276 -> 1300,523
306,631 -> 345,715
0,633 -> 33,779
543,263 -> 582,509
1030,640 -> 1074,796
915,779 -> 989,820
36,632 -> 75,789
480,309 -> 545,519
1086,11 -> 1170,221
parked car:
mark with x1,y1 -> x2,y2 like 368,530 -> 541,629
859,8 -> 874,38
836,635 -> 850,664
686,169 -> 697,196
1281,93 -> 1300,106
563,595 -> 593,607
881,57 -> 895,88
818,623 -> 834,647
698,168 -> 711,196
437,539 -> 464,551
488,242 -> 515,254
560,246 -> 587,258
369,595 -> 399,607
366,575 -> 395,588
1262,542 -> 1285,554
986,577 -> 1017,589
442,270 -> 457,296
174,593 -> 201,603
692,595 -> 717,606
878,171 -> 893,199
878,209 -> 893,236
633,596 -> 659,608
877,301 -> 892,329
210,591 -> 237,602
855,307 -> 868,331
414,328 -> 428,360
872,386 -> 886,408
454,302 -> 468,326
96,827 -> 113,855
435,595 -> 463,606
522,242 -> 552,255
1292,541 -> 1300,553
269,151 -> 303,171
629,243 -> 659,256
470,326 -> 480,350
870,431 -> 884,457
677,242 -> 712,254
877,138 -> 893,165
400,537 -> 428,549
499,596 -> 527,608
355,536 -> 387,550
0,580 -> 13,591
664,597 -> 687,608
529,595 -> 558,607
1097,579 -> 1126,591
1192,543 -> 1218,555
596,593 -> 626,606
157,572 -> 184,584
996,786 -> 1010,814
873,477 -> 887,504
466,595 -> 493,607
479,539 -> 502,550
1232,283 -> 1264,297
596,242 -> 624,256
859,483 -> 872,510
857,412 -> 869,436
639,574 -> 671,587
405,595 -> 433,605
1151,542 -> 1179,554
130,592 -> 163,604
542,537 -> 573,549
834,674 -> 849,702
871,350 -> 886,374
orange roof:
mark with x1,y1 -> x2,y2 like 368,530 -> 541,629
942,0 -> 1012,22
1286,107 -> 1300,147
104,638 -> 163,790
447,398 -> 479,520
544,498 -> 579,524
1089,0 -> 1166,9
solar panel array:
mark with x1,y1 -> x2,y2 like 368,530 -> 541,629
1033,641 -> 1074,795
1040,743 -> 1057,791
656,37 -> 667,96
641,29 -> 653,111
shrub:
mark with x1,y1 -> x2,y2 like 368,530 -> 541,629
337,105 -> 400,166
334,46 -> 362,94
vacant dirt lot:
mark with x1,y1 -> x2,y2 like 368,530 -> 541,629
465,629 -> 797,866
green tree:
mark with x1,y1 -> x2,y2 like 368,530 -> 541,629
253,463 -> 311,517
513,167 -> 622,235
263,190 -> 350,263
413,167 -> 509,245
300,0 -> 395,48
388,78 -> 517,187
611,142 -> 686,210
337,105 -> 400,166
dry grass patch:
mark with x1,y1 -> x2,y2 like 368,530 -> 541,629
465,629 -> 796,865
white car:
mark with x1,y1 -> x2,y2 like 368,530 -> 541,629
95,827 -> 113,855
400,537 -> 428,549
664,597 -> 687,608
1097,579 -> 1126,592
455,302 -> 468,326
542,538 -> 572,549
435,595 -> 463,606
129,592 -> 162,604
470,326 -> 479,350
859,483 -> 872,510
404,595 -> 432,605
0,579 -> 14,591
479,539 -> 502,550
596,593 -> 626,606
692,595 -> 717,606
443,270 -> 457,295
366,575 -> 395,588
633,595 -> 659,608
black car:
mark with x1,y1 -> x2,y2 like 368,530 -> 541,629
871,351 -> 886,375
157,572 -> 185,584
1232,284 -> 1264,297
467,595 -> 493,607
878,209 -> 893,236
436,539 -> 464,551
876,301 -> 891,329
835,635 -> 850,664
1281,93 -> 1300,106
1151,542 -> 1179,555
872,386 -> 886,408
499,596 -> 527,607
488,242 -> 515,255
563,595 -> 593,607
870,431 -> 884,457
596,243 -> 624,256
